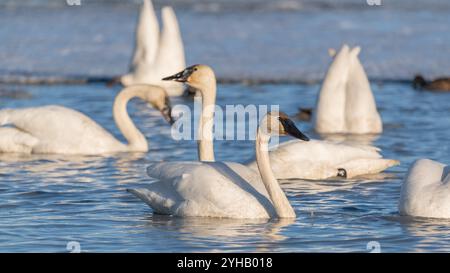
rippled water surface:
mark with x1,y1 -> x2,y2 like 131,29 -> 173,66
0,82 -> 449,252
0,0 -> 450,252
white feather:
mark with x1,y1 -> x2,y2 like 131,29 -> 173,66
247,139 -> 399,180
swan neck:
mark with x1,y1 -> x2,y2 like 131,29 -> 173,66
113,87 -> 148,152
255,129 -> 295,218
197,81 -> 216,162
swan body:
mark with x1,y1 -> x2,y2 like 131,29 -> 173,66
0,85 -> 173,155
129,107 -> 310,218
247,139 -> 399,180
314,44 -> 382,134
0,106 -> 128,154
0,127 -> 38,153
399,159 -> 450,218
121,0 -> 186,96
130,161 -> 274,218
162,64 -> 398,180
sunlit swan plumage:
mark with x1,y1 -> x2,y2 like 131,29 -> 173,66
162,64 -> 398,179
162,64 -> 216,162
120,0 -> 186,96
129,111 -> 310,218
314,44 -> 382,134
0,127 -> 38,154
0,85 -> 173,155
399,159 -> 450,218
247,139 -> 399,179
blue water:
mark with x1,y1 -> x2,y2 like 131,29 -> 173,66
0,0 -> 450,252
0,0 -> 449,81
0,82 -> 449,252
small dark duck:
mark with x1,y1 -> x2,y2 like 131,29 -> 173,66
413,75 -> 450,92
295,108 -> 313,121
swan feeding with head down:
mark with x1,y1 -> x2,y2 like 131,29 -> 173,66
158,64 -> 398,180
115,0 -> 186,96
314,44 -> 383,134
128,111 -> 309,218
249,49 -> 396,179
0,85 -> 173,155
247,139 -> 399,179
399,159 -> 450,218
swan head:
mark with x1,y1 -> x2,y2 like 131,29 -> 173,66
262,111 -> 310,141
162,64 -> 216,91
158,96 -> 174,125
141,86 -> 174,125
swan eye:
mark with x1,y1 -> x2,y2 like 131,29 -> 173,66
194,68 -> 198,71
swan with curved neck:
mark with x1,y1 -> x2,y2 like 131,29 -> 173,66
0,85 -> 173,155
163,64 -> 398,180
128,111 -> 308,218
163,64 -> 216,161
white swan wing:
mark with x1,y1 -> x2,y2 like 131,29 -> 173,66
314,44 -> 351,133
248,139 -> 398,179
345,46 -> 382,133
0,127 -> 38,153
129,161 -> 273,218
399,159 -> 450,218
0,106 -> 122,154
147,161 -> 263,189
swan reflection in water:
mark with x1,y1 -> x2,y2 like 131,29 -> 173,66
0,152 -> 148,185
139,214 -> 296,251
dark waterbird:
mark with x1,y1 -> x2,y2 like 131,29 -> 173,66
413,75 -> 450,92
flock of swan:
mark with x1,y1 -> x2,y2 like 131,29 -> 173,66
1,0 -> 449,220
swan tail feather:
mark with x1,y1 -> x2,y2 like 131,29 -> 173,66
146,161 -> 199,180
146,162 -> 175,179
127,188 -> 176,215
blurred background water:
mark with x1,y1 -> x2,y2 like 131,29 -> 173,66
0,0 -> 449,252
0,0 -> 449,82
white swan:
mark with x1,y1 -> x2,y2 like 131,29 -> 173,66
247,139 -> 399,179
128,111 -> 310,218
0,85 -> 173,155
314,44 -> 383,134
399,159 -> 450,218
161,64 -> 398,180
119,0 -> 186,96
162,64 -> 216,162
